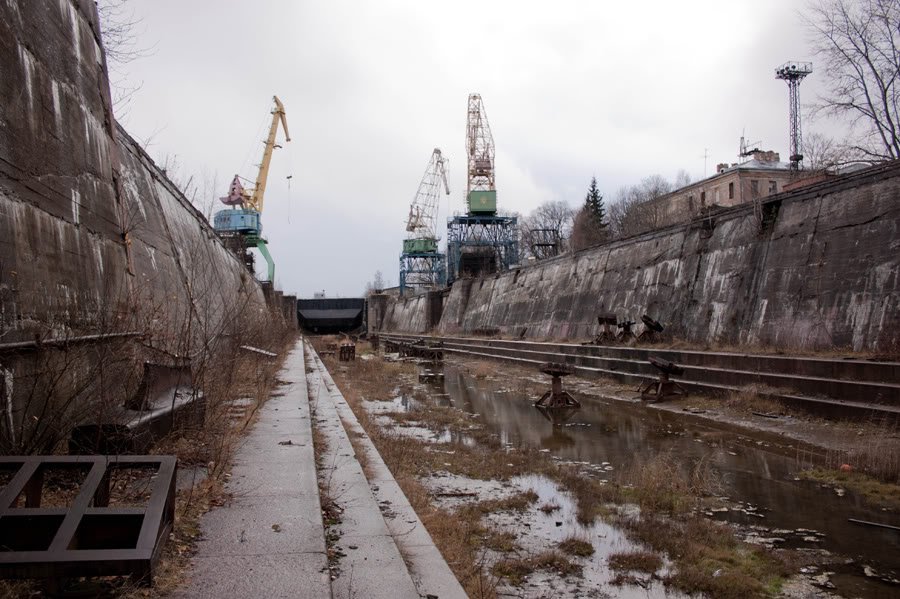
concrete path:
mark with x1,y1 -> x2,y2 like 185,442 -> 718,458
176,338 -> 466,598
306,341 -> 467,599
175,341 -> 330,599
305,341 -> 466,599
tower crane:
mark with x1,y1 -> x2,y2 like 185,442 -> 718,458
405,148 -> 450,247
214,96 -> 290,283
465,94 -> 496,215
399,149 -> 450,295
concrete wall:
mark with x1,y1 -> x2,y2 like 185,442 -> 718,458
0,0 -> 267,347
381,291 -> 445,334
0,1 -> 276,450
386,163 -> 900,352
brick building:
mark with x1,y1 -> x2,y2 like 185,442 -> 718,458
648,150 -> 793,224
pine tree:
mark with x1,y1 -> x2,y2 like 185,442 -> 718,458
584,177 -> 607,229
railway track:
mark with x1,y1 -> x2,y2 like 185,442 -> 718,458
379,332 -> 900,420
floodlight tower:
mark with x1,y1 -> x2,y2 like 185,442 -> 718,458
775,61 -> 813,171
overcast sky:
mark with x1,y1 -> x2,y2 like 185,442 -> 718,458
110,0 -> 830,298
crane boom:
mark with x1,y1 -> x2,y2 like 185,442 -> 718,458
406,148 -> 449,240
248,96 -> 290,213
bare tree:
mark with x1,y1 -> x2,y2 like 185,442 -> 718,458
674,169 -> 692,189
570,207 -> 606,251
607,175 -> 672,238
520,201 -> 575,259
365,271 -> 386,295
96,0 -> 153,115
805,0 -> 900,160
803,131 -> 846,170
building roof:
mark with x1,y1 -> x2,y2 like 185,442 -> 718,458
724,159 -> 791,172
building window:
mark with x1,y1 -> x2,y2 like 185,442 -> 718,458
688,195 -> 694,211
728,182 -> 734,200
769,180 -> 777,194
751,180 -> 759,198
700,191 -> 706,204
714,188 -> 720,203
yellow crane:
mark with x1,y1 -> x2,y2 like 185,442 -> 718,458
214,96 -> 291,283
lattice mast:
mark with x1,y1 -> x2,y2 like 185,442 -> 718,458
775,61 -> 812,171
466,94 -> 497,215
406,148 -> 450,241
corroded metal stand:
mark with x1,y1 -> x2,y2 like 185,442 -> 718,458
639,356 -> 686,401
535,362 -> 581,409
339,343 -> 356,361
637,314 -> 664,342
0,455 -> 176,585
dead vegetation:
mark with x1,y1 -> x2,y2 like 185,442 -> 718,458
318,344 -> 808,598
558,536 -> 594,557
491,551 -> 581,586
608,548 -> 662,573
0,293 -> 295,597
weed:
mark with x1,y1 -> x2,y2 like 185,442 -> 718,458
492,551 -> 581,586
608,549 -> 662,573
558,536 -> 595,557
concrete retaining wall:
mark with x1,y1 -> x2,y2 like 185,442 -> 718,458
385,163 -> 900,352
0,1 -> 268,347
0,1 -> 277,450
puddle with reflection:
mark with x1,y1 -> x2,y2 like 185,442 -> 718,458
426,363 -> 900,597
505,474 -> 673,597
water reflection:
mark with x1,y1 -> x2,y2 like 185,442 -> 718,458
438,365 -> 900,596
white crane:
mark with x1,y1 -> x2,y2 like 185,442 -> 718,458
406,148 -> 450,242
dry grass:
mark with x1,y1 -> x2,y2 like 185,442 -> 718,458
558,536 -> 594,557
800,468 -> 900,509
826,422 -> 900,484
321,348 -> 805,599
797,421 -> 900,507
491,551 -> 581,586
620,452 -> 722,514
725,385 -> 793,416
625,515 -> 796,599
608,549 -> 662,573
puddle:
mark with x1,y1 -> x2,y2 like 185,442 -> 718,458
423,364 -> 900,598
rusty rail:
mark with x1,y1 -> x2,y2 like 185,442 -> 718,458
380,332 -> 900,421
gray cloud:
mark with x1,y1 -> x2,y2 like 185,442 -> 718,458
115,0 -> 833,297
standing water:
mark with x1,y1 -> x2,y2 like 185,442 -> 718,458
412,364 -> 900,598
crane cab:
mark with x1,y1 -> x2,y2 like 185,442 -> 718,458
214,208 -> 261,236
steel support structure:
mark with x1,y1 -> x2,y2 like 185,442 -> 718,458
399,251 -> 447,297
447,214 -> 518,285
775,61 -> 812,171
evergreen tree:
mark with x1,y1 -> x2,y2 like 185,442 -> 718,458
583,177 -> 607,229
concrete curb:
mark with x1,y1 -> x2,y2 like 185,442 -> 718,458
305,340 -> 467,599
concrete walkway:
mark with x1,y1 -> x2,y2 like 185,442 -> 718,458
175,341 -> 330,599
305,341 -> 466,599
176,338 -> 466,598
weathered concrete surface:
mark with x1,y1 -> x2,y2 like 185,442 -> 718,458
386,164 -> 900,352
175,341 -> 330,599
0,1 -> 280,450
308,341 -> 467,599
305,342 -> 422,599
1,0 -> 270,345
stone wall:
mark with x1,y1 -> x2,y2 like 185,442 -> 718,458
385,163 -> 900,353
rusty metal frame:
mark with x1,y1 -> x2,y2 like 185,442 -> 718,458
0,455 -> 176,584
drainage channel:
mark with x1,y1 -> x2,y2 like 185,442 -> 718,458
381,333 -> 900,420
401,360 -> 900,598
